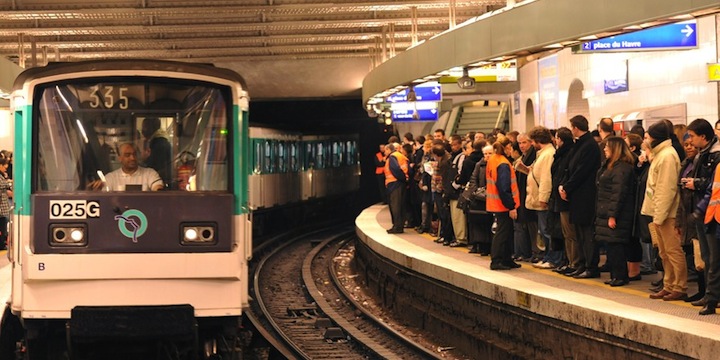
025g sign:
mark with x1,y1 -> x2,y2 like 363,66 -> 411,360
49,200 -> 101,219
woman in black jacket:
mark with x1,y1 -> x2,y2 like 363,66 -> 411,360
595,136 -> 637,286
549,127 -> 576,275
466,145 -> 494,255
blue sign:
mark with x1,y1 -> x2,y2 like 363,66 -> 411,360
392,108 -> 438,122
604,79 -> 628,94
386,82 -> 442,103
577,21 -> 697,53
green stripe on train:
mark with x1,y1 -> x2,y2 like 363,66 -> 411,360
234,106 -> 250,215
14,105 -> 32,216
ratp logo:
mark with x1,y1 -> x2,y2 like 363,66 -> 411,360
114,209 -> 148,243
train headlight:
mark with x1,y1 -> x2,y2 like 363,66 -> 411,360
50,224 -> 87,246
181,223 -> 216,245
184,228 -> 198,241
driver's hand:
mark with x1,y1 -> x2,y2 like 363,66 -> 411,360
86,180 -> 104,190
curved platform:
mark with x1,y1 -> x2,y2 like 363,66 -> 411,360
355,205 -> 720,359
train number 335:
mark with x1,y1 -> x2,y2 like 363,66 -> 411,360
89,86 -> 129,109
49,200 -> 101,219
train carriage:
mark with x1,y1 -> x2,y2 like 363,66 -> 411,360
248,127 -> 301,210
1,60 -> 251,359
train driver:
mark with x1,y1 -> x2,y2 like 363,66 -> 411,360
88,143 -> 164,191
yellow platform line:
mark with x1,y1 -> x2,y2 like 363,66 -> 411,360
413,231 -> 698,308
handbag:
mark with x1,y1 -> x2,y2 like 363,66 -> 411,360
472,186 -> 486,202
457,186 -> 477,211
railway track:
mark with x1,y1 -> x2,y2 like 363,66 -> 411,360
247,225 -> 442,359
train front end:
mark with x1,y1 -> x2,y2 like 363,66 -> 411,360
4,60 -> 251,358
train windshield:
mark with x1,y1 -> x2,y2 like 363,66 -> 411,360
34,78 -> 232,192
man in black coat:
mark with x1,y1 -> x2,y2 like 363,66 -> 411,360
514,134 -> 538,262
560,115 -> 601,278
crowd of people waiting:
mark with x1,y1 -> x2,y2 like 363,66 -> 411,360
375,115 -> 720,315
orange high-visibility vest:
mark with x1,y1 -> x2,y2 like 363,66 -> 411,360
384,151 -> 409,185
375,152 -> 385,175
704,168 -> 720,224
486,154 -> 520,212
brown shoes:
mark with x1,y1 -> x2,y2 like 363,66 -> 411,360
649,289 -> 671,299
650,289 -> 688,301
662,291 -> 687,301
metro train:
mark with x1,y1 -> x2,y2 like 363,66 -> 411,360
0,60 -> 359,359
248,127 -> 360,210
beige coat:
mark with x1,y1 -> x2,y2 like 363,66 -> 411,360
641,139 -> 680,225
526,143 -> 555,211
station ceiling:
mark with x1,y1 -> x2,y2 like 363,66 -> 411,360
0,0 -> 507,100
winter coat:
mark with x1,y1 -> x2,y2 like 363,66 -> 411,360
549,141 -> 573,213
446,149 -> 464,200
676,157 -> 697,245
641,139 -> 680,225
595,161 -> 636,243
515,147 -> 537,223
467,159 -> 489,213
633,160 -> 651,241
526,144 -> 555,210
456,150 -> 483,187
689,136 -> 720,205
562,132 -> 601,226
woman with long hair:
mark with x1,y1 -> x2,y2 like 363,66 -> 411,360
595,136 -> 637,286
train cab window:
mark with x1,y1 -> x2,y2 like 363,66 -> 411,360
34,80 -> 233,192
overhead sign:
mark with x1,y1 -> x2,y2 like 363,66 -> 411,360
392,108 -> 438,122
390,101 -> 438,121
709,63 -> 720,82
438,60 -> 518,84
576,20 -> 697,53
385,82 -> 441,103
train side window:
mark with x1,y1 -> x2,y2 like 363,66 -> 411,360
315,142 -> 325,169
253,140 -> 263,174
304,142 -> 314,170
277,141 -> 287,173
289,141 -> 299,172
263,140 -> 273,174
331,141 -> 341,168
345,140 -> 355,166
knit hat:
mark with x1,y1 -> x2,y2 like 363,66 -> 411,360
646,122 -> 669,141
